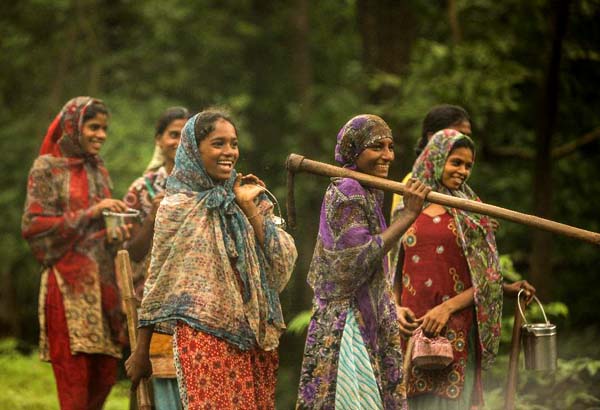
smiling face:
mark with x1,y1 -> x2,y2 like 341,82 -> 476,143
198,119 -> 239,182
157,118 -> 186,163
355,137 -> 395,178
80,113 -> 108,155
442,146 -> 474,190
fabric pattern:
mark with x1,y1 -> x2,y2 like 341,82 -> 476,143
335,308 -> 383,410
334,114 -> 393,168
138,114 -> 297,352
123,166 -> 169,297
173,323 -> 278,410
46,257 -> 118,410
297,114 -> 406,410
391,128 -> 503,369
401,212 -> 482,403
22,96 -> 123,360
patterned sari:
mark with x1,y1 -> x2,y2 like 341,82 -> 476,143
22,96 -> 124,360
395,129 -> 503,408
297,115 -> 406,410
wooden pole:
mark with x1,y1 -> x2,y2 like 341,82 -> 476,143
285,153 -> 600,246
504,295 -> 525,410
115,250 -> 153,410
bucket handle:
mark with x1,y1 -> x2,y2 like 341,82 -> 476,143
260,187 -> 287,230
517,288 -> 549,325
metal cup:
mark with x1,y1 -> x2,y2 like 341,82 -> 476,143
102,208 -> 140,241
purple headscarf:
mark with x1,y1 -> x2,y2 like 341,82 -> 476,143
334,114 -> 393,168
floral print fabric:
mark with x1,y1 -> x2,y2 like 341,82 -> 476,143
138,114 -> 297,351
296,177 -> 406,410
173,323 -> 278,410
401,212 -> 482,403
123,165 -> 169,295
396,129 -> 503,369
22,96 -> 123,360
334,114 -> 393,168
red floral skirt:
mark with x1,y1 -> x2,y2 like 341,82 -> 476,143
173,322 -> 278,410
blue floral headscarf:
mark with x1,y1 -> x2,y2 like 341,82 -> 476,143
166,115 -> 256,303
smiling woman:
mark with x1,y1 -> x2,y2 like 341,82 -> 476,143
21,96 -> 130,410
296,114 -> 430,410
79,103 -> 109,156
126,108 -> 297,410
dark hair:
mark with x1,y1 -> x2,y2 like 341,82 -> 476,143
450,136 -> 475,155
193,108 -> 237,145
155,106 -> 190,138
416,104 -> 470,155
82,101 -> 109,123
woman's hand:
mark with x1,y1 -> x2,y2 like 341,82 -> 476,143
503,280 -> 536,304
419,303 -> 452,337
125,348 -> 153,390
402,179 -> 431,217
233,174 -> 266,209
90,198 -> 128,218
395,306 -> 420,337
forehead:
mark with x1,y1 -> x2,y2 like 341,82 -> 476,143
83,113 -> 108,124
448,146 -> 474,160
206,120 -> 236,138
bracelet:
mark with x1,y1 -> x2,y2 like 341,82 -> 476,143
247,211 -> 263,221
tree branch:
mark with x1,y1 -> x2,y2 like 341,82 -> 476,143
552,126 -> 600,159
484,146 -> 534,160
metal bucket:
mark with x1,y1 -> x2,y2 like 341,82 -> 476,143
518,289 -> 557,371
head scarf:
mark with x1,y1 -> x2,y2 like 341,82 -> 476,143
145,145 -> 166,173
148,114 -> 285,349
412,128 -> 503,368
335,114 -> 392,168
23,96 -> 123,348
166,116 -> 248,296
39,96 -> 106,161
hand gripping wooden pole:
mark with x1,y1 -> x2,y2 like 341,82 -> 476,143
115,250 -> 153,410
285,153 -> 600,246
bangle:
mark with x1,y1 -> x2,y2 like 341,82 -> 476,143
247,211 -> 262,221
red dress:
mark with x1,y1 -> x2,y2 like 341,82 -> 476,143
401,212 -> 482,402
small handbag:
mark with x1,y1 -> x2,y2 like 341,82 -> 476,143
410,327 -> 454,370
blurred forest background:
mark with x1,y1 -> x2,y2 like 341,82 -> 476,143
1,0 -> 600,408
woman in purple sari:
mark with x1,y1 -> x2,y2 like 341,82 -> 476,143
296,114 -> 430,410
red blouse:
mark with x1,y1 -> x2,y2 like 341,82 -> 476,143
401,211 -> 482,402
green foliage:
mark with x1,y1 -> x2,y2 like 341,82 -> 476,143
0,339 -> 129,410
485,328 -> 600,410
287,309 -> 312,335
2,0 -> 600,406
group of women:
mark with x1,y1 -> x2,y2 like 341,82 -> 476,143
22,97 -> 533,410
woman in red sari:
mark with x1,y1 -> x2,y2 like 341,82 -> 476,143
22,97 -> 129,410
393,129 -> 533,410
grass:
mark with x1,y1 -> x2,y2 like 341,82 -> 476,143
0,339 -> 129,410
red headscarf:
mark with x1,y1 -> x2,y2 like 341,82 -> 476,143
22,96 -> 123,345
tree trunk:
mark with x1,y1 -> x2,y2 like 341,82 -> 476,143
356,0 -> 418,216
530,0 -> 570,299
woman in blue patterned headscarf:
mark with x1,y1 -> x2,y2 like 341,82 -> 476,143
126,109 -> 297,410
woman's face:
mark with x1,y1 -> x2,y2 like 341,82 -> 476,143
355,137 -> 394,178
442,147 -> 474,190
450,120 -> 472,137
157,118 -> 186,163
80,113 -> 108,155
198,119 -> 239,182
